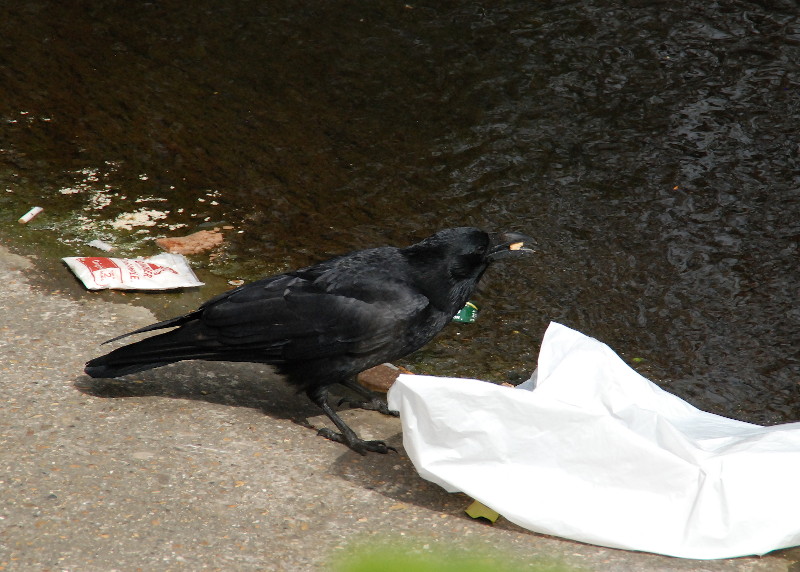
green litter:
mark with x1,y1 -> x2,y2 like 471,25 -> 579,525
453,301 -> 479,323
465,500 -> 500,523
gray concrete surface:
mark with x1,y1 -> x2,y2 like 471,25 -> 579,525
1,245 -> 798,571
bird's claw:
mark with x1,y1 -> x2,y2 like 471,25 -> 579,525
337,397 -> 400,417
317,428 -> 397,455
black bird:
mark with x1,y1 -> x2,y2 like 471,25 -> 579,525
85,227 -> 534,454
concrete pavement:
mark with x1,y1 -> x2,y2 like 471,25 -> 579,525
0,245 -> 797,571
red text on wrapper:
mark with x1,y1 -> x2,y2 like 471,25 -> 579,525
75,257 -> 178,287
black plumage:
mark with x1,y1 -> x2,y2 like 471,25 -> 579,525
85,227 -> 533,454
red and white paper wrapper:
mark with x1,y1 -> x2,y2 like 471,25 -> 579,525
63,253 -> 204,290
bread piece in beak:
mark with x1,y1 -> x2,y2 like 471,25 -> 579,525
487,232 -> 536,260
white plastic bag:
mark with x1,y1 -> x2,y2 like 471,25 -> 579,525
387,322 -> 800,559
63,253 -> 204,290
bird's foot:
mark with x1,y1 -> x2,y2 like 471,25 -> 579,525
317,428 -> 396,455
337,396 -> 400,417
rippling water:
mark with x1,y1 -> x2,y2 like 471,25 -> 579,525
1,1 -> 797,423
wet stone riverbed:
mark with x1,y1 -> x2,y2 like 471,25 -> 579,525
0,0 -> 798,424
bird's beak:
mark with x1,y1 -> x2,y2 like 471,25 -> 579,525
487,231 -> 536,260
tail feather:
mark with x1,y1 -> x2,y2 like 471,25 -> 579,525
84,360 -> 176,378
86,321 -> 216,378
103,311 -> 200,344
85,318 -> 283,378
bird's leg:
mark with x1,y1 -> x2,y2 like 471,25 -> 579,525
337,379 -> 399,417
305,385 -> 396,455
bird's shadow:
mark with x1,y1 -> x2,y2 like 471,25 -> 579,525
74,361 -> 534,537
74,360 -> 401,441
74,360 -> 321,424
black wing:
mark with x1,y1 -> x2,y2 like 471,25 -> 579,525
198,270 -> 432,360
86,252 -> 434,376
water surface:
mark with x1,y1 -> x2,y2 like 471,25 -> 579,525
1,0 -> 797,423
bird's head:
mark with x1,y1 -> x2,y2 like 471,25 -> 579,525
407,227 -> 535,274
404,227 -> 534,310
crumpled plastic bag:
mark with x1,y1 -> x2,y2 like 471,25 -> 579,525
387,322 -> 800,559
63,253 -> 203,290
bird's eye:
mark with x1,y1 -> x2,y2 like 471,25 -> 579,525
475,245 -> 487,255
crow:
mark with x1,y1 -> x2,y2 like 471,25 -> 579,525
85,227 -> 533,454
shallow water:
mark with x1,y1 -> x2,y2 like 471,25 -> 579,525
1,0 -> 797,424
